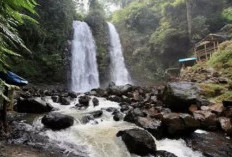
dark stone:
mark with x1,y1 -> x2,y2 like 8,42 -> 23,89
42,112 -> 74,130
107,84 -> 133,96
180,114 -> 201,129
133,108 -> 147,117
92,98 -> 99,106
44,90 -> 52,96
193,110 -> 218,130
68,92 -> 77,98
81,115 -> 94,124
51,96 -> 59,103
108,95 -> 122,102
16,97 -> 53,113
113,112 -> 124,121
219,117 -> 232,135
223,101 -> 232,107
124,109 -> 146,123
222,107 -> 232,120
89,110 -> 103,118
155,151 -> 177,157
162,113 -> 185,136
79,96 -> 90,106
105,107 -> 117,113
185,131 -> 232,157
91,88 -> 108,97
120,105 -> 129,112
117,129 -> 156,156
136,117 -> 163,140
59,97 -> 70,105
163,82 -> 201,111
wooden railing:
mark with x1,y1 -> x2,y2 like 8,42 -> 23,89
195,46 -> 217,59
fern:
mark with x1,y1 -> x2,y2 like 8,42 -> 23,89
0,0 -> 37,71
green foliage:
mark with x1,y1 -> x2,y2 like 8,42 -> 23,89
0,0 -> 37,71
85,0 -> 110,84
111,0 -> 229,84
9,0 -> 76,83
112,1 -> 159,33
200,83 -> 226,98
207,41 -> 232,68
223,7 -> 232,22
191,16 -> 209,41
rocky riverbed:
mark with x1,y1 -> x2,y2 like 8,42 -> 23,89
1,82 -> 232,157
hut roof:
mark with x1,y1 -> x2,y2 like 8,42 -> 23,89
195,34 -> 226,48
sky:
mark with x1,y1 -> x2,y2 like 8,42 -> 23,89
75,0 -> 120,14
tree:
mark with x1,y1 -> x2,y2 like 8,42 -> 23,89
0,0 -> 37,134
186,0 -> 192,39
0,0 -> 37,71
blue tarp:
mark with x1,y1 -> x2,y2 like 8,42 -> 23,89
0,71 -> 28,86
178,57 -> 197,63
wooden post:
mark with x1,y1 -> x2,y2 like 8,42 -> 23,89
213,42 -> 216,52
204,44 -> 208,60
194,47 -> 198,61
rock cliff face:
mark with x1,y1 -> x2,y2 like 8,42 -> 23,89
85,12 -> 111,87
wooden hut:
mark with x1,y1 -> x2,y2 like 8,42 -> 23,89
194,34 -> 226,61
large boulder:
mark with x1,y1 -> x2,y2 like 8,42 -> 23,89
124,108 -> 147,123
92,97 -> 99,107
117,129 -> 156,156
219,117 -> 232,135
113,111 -> 124,121
59,97 -> 70,105
136,117 -> 163,140
107,84 -> 133,96
162,113 -> 185,136
88,110 -> 103,118
79,95 -> 91,106
162,113 -> 200,137
163,82 -> 201,111
185,131 -> 232,157
16,97 -> 53,113
51,96 -> 59,103
193,110 -> 218,130
42,112 -> 74,130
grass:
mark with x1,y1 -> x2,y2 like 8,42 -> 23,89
200,83 -> 226,98
207,41 -> 232,68
183,41 -> 232,103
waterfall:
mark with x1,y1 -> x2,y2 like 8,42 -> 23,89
107,22 -> 131,86
71,21 -> 100,93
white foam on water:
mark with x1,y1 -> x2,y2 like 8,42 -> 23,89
194,129 -> 208,134
156,139 -> 203,157
32,97 -> 205,157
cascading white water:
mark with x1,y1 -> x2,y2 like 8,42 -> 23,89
71,21 -> 100,93
108,22 -> 131,86
30,96 -> 203,157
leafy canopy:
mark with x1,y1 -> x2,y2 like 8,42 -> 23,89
0,0 -> 37,71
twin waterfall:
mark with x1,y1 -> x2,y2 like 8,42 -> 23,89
108,22 -> 131,86
71,21 -> 100,92
71,21 -> 131,92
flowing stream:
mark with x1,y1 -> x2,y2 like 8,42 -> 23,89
19,21 -> 204,157
24,96 -> 203,157
71,21 -> 100,93
108,22 -> 131,86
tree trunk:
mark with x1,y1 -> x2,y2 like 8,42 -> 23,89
186,0 -> 192,39
0,86 -> 8,133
